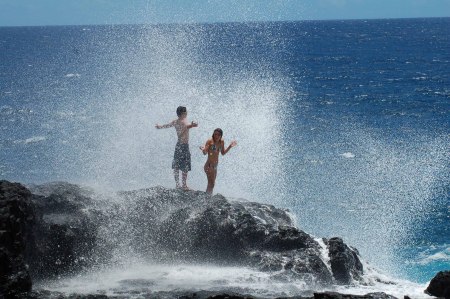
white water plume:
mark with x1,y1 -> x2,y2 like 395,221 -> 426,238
287,122 -> 449,277
36,261 -> 428,298
79,25 -> 291,202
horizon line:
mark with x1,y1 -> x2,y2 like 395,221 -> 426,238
1,16 -> 449,29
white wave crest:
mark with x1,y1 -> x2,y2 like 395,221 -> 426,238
417,246 -> 450,265
24,136 -> 47,144
341,152 -> 355,158
35,261 -> 429,298
65,73 -> 81,78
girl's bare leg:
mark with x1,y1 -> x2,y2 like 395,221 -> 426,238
204,164 -> 217,194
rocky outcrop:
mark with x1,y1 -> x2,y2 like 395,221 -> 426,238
27,182 -> 111,279
326,237 -> 363,284
0,181 -> 34,298
313,292 -> 397,299
0,181 -> 366,297
21,290 -> 400,299
116,187 -> 353,285
425,270 -> 450,299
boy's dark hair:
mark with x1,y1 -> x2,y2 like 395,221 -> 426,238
176,106 -> 187,117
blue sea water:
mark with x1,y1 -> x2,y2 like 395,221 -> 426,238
1,17 -> 449,292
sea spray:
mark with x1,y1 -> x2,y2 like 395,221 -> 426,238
1,19 -> 449,288
283,120 -> 449,278
82,24 -> 292,203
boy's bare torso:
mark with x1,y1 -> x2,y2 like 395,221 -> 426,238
173,119 -> 190,144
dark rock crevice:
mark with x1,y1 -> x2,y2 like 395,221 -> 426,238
326,237 -> 364,284
0,181 -> 34,297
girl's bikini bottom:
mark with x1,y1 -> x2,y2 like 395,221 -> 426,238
206,163 -> 218,170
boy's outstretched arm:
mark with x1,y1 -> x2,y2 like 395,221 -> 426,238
187,121 -> 198,129
155,120 -> 175,129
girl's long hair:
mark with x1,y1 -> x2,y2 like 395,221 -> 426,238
212,128 -> 223,141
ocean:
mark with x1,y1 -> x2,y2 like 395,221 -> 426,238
1,17 -> 449,297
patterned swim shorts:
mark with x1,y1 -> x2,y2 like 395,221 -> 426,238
172,142 -> 191,172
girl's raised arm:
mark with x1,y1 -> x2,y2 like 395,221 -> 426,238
222,140 -> 237,155
200,139 -> 211,155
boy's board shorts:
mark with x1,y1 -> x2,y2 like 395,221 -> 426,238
172,142 -> 191,172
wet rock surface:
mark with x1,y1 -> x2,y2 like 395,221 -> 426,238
20,290 -> 399,299
0,181 -> 391,299
116,187 -> 355,285
425,270 -> 450,299
27,181 -> 111,279
326,238 -> 363,284
0,180 -> 34,298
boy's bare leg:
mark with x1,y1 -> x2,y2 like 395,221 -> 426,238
181,171 -> 189,190
173,169 -> 180,188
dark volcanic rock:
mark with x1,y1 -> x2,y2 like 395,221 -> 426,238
313,292 -> 397,299
425,270 -> 450,299
26,182 -> 111,279
1,181 -> 371,297
117,187 -> 340,284
22,290 -> 398,299
326,238 -> 363,284
0,180 -> 34,297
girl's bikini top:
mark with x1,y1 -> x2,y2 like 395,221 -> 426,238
209,142 -> 222,153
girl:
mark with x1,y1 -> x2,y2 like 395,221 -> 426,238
200,128 -> 237,194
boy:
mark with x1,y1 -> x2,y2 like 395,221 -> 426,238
155,106 -> 198,190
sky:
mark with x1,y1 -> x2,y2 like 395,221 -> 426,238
0,0 -> 449,27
